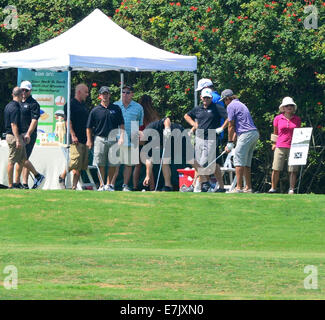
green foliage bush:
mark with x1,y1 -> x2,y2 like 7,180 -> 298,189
0,0 -> 324,193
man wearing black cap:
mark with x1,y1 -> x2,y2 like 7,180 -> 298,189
86,86 -> 125,191
58,83 -> 89,190
16,80 -> 45,189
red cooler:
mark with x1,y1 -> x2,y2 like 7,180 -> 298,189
177,169 -> 195,188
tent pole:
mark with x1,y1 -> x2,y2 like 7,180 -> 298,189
194,71 -> 198,108
65,67 -> 72,187
120,71 -> 124,101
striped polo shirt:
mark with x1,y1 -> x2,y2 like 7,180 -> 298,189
114,100 -> 144,146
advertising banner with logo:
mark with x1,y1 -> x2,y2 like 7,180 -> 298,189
17,68 -> 68,136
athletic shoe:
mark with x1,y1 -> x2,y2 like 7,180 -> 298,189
106,184 -> 115,192
58,176 -> 66,189
288,189 -> 294,194
201,182 -> 211,193
12,183 -> 24,189
22,184 -> 29,189
180,185 -> 193,192
32,174 -> 45,189
227,188 -> 243,193
268,188 -> 277,193
122,184 -> 131,192
98,185 -> 105,191
161,186 -> 172,192
215,188 -> 227,193
243,188 -> 252,193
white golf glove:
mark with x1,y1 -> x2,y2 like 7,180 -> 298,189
216,127 -> 224,134
226,142 -> 234,151
163,128 -> 171,139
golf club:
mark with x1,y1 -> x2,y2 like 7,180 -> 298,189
90,149 -> 105,188
155,140 -> 167,192
205,150 -> 227,170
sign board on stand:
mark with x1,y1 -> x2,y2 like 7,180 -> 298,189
288,127 -> 313,166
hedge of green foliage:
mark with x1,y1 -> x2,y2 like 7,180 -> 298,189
0,0 -> 324,193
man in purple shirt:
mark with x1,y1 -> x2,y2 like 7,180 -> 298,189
220,89 -> 259,193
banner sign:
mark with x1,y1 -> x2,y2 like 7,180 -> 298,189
17,68 -> 68,134
288,127 -> 313,166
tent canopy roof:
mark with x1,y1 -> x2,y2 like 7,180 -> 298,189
0,9 -> 197,72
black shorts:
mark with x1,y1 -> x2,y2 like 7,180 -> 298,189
25,132 -> 37,159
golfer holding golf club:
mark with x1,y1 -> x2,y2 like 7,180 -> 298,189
141,117 -> 174,191
221,89 -> 259,193
184,88 -> 226,192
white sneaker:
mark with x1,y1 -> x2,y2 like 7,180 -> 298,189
122,184 -> 131,192
98,185 -> 105,191
288,189 -> 294,194
106,184 -> 115,192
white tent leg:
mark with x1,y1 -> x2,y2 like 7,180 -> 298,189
65,68 -> 72,187
120,71 -> 124,101
194,71 -> 198,108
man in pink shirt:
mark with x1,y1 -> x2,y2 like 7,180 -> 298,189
269,97 -> 301,194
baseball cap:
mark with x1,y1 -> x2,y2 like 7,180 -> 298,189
196,78 -> 213,91
201,88 -> 213,98
98,86 -> 110,94
219,89 -> 234,101
20,80 -> 32,91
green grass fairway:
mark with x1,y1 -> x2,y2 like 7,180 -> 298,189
0,190 -> 324,300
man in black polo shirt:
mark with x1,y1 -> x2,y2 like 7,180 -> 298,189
86,86 -> 125,191
4,87 -> 26,189
16,80 -> 45,189
184,88 -> 226,192
58,83 -> 90,190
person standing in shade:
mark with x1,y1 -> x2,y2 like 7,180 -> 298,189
16,81 -> 45,189
86,86 -> 125,191
132,94 -> 160,191
114,85 -> 144,191
58,83 -> 90,190
4,87 -> 26,189
221,89 -> 259,193
269,97 -> 301,194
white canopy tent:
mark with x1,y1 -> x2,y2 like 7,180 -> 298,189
0,8 -> 198,142
0,8 -> 198,186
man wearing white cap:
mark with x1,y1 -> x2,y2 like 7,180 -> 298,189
269,97 -> 301,194
195,78 -> 228,134
17,80 -> 45,189
184,88 -> 226,192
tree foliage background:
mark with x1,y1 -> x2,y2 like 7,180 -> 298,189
0,0 -> 324,193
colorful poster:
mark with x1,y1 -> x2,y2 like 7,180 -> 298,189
17,68 -> 68,134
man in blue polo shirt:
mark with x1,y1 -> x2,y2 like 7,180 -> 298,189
86,86 -> 125,191
114,85 -> 144,191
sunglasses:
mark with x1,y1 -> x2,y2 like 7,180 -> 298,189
22,89 -> 30,92
122,91 -> 132,94
202,96 -> 212,99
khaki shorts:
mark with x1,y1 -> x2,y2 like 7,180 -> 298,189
120,145 -> 139,166
69,143 -> 89,171
234,130 -> 259,167
6,134 -> 27,164
272,147 -> 299,172
93,136 -> 120,167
